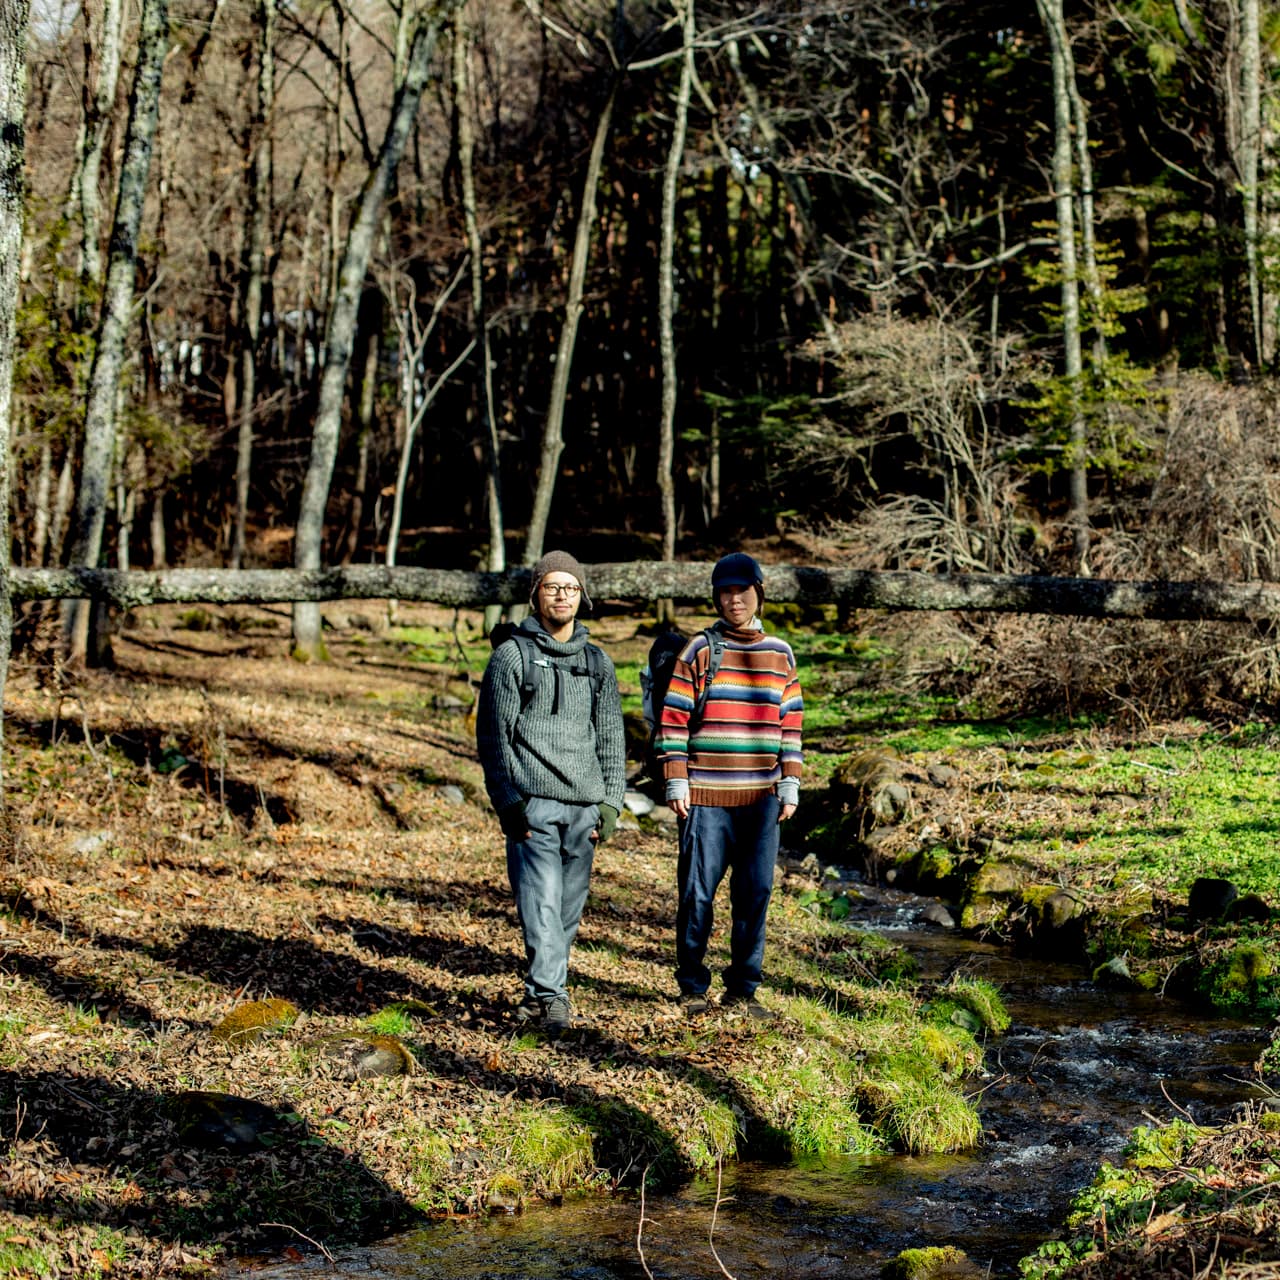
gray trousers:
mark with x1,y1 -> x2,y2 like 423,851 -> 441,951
506,796 -> 599,1002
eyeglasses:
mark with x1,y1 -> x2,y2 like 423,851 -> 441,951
541,583 -> 581,597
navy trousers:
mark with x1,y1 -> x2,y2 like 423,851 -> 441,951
675,794 -> 779,997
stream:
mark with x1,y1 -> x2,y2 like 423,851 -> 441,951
230,882 -> 1269,1279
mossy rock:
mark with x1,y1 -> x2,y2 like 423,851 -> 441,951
1092,955 -> 1135,988
210,998 -> 299,1046
968,857 -> 1033,898
827,751 -> 909,832
485,1172 -> 523,1215
172,1090 -> 298,1151
882,1246 -> 972,1279
1227,893 -> 1273,924
959,893 -> 1006,930
312,1033 -> 416,1079
907,845 -> 969,900
1038,887 -> 1088,929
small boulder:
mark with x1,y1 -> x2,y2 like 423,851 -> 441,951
211,998 -> 299,1046
920,902 -> 957,929
172,1090 -> 296,1152
1188,877 -> 1239,922
1041,888 -> 1088,930
1092,955 -> 1134,988
623,790 -> 655,817
313,1033 -> 416,1079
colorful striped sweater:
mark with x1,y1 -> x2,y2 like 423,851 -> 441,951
657,621 -> 804,807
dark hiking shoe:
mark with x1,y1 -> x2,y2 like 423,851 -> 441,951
721,991 -> 773,1021
514,995 -> 544,1024
543,995 -> 573,1034
678,991 -> 711,1016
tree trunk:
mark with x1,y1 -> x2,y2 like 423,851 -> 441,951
17,563 -> 1280,625
67,0 -> 124,319
522,81 -> 617,571
31,440 -> 52,566
150,492 -> 166,569
232,0 -> 276,571
656,0 -> 695,625
1036,0 -> 1088,573
63,0 -> 169,665
0,0 -> 29,794
453,8 -> 505,634
292,3 -> 459,660
341,322 -> 378,565
50,452 -> 74,568
1239,0 -> 1262,365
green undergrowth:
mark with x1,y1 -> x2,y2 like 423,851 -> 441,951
1018,1120 -> 1210,1280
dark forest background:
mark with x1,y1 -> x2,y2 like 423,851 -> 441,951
12,0 -> 1280,673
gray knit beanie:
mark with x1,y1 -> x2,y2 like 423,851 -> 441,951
529,550 -> 593,612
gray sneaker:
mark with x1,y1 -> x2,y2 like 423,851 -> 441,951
514,995 -> 544,1023
679,991 -> 711,1016
543,995 -> 573,1034
721,991 -> 773,1021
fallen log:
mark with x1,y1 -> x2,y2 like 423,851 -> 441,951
10,563 -> 1280,623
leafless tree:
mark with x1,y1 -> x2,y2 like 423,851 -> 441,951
292,0 -> 464,661
0,0 -> 30,787
63,0 -> 170,665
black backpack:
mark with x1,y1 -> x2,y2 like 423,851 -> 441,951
488,622 -> 609,721
640,627 -> 726,777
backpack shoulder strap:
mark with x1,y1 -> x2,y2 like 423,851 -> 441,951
509,633 -> 541,706
584,642 -> 608,719
693,629 -> 726,718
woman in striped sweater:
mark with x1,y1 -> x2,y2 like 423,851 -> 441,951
657,553 -> 804,1019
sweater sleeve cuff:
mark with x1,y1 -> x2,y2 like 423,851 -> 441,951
664,759 -> 689,780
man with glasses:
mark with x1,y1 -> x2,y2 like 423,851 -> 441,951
477,551 -> 625,1034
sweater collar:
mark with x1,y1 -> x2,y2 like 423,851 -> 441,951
520,614 -> 590,656
711,617 -> 765,644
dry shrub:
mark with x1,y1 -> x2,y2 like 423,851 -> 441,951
796,316 -> 1033,572
809,370 -> 1280,720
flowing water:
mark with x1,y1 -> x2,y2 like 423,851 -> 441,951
231,882 -> 1269,1279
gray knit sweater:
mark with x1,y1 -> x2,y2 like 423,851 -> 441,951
476,617 -> 626,814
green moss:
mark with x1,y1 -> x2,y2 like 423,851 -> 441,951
928,977 -> 1010,1036
1197,943 -> 1280,1016
364,1007 -> 416,1038
210,998 -> 299,1045
1124,1120 -> 1204,1169
882,1245 -> 969,1279
0,1231 -> 59,1277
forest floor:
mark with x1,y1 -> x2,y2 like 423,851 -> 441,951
0,601 -> 1277,1280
